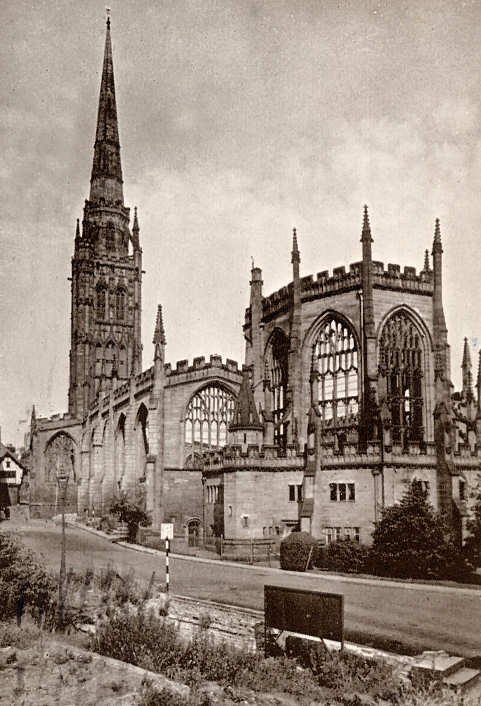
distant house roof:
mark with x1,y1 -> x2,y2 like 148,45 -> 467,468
0,444 -> 28,473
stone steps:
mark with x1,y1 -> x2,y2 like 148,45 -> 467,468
411,651 -> 481,694
444,667 -> 481,691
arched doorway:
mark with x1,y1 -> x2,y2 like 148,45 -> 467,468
187,517 -> 201,547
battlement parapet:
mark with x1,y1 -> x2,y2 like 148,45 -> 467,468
202,443 -> 304,471
114,381 -> 130,399
36,412 -> 78,431
168,355 -> 241,378
318,439 -> 439,467
254,259 -> 434,325
135,366 -> 154,388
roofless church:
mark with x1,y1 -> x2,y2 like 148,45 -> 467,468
28,18 -> 481,546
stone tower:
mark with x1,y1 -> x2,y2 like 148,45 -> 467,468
68,17 -> 142,419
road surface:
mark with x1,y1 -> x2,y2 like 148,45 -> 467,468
11,523 -> 481,658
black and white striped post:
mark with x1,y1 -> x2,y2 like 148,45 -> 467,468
165,537 -> 170,593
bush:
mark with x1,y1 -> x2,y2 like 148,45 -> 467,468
315,539 -> 370,574
463,476 -> 481,567
110,493 -> 150,542
0,532 -> 56,619
280,531 -> 317,571
369,481 -> 470,580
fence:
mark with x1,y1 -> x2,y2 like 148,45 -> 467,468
203,537 -> 277,564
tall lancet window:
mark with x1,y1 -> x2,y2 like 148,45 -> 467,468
313,318 -> 359,424
106,222 -> 115,251
184,384 -> 236,450
96,287 -> 106,320
115,289 -> 126,321
265,329 -> 289,448
379,311 -> 424,443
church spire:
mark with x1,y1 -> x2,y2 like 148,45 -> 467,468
462,337 -> 474,400
89,16 -> 123,205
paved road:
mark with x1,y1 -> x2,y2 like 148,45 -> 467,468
12,523 -> 481,658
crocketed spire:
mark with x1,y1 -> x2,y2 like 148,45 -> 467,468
153,305 -> 166,347
361,204 -> 373,243
462,337 -> 474,399
291,227 -> 300,264
432,217 -> 442,254
89,16 -> 124,204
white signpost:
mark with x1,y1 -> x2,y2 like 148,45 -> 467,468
160,523 -> 174,592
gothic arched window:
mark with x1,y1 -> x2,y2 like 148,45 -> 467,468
45,433 -> 76,482
115,289 -> 126,321
118,346 -> 127,378
106,222 -> 115,251
185,384 -> 236,450
379,311 -> 424,443
265,329 -> 289,448
95,343 -> 102,377
313,317 -> 359,424
96,287 -> 106,319
104,341 -> 115,377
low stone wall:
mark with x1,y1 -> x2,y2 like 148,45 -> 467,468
149,593 -> 264,652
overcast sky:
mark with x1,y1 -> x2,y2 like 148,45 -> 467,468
1,0 -> 481,446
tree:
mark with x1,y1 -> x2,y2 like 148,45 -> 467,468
110,492 -> 149,542
369,480 -> 468,580
463,480 -> 481,567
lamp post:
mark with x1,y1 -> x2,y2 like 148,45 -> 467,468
56,468 -> 69,630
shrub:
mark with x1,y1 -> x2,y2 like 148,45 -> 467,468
280,531 -> 317,571
369,481 -> 470,580
314,539 -> 370,574
463,476 -> 481,568
0,532 -> 56,619
110,493 -> 150,542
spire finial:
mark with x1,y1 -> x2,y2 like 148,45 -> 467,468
291,226 -> 300,264
106,7 -> 111,28
361,204 -> 373,242
153,304 -> 166,346
462,337 -> 472,368
432,217 -> 443,255
132,206 -> 139,232
75,218 -> 80,239
90,11 -> 123,204
423,249 -> 430,272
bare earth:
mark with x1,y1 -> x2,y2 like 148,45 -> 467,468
13,523 -> 481,658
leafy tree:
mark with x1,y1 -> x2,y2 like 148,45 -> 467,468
280,531 -> 316,571
369,480 -> 468,580
463,479 -> 481,567
0,532 -> 56,619
110,492 -> 150,542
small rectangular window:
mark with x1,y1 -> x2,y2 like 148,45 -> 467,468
330,483 -> 337,501
242,515 -> 249,528
459,480 -> 466,501
296,484 -> 303,501
339,483 -> 346,501
289,484 -> 296,502
348,483 -> 355,501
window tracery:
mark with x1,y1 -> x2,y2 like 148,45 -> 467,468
266,330 -> 289,448
184,384 -> 236,450
379,311 -> 424,443
106,222 -> 115,251
115,289 -> 126,321
45,433 -> 76,482
313,318 -> 359,424
96,287 -> 106,319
